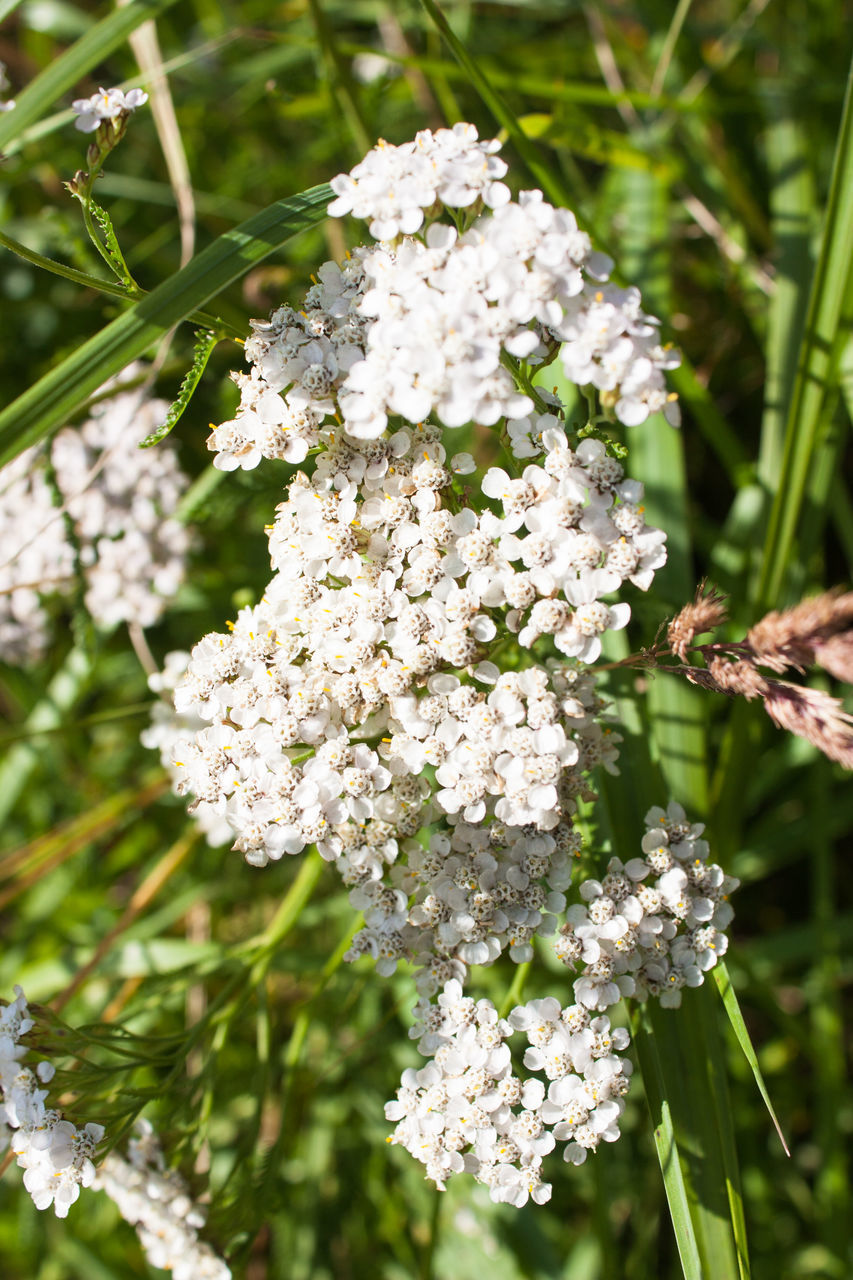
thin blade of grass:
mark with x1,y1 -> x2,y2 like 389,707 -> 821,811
757,106 -> 815,487
713,962 -> 790,1156
755,54 -> 853,608
632,1010 -> 704,1280
598,156 -> 747,1277
0,183 -> 331,467
0,0 -> 180,151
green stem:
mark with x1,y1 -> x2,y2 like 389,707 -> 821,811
498,960 -> 531,1018
0,229 -> 137,299
0,230 -> 244,340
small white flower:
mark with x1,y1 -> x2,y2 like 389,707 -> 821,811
72,85 -> 148,132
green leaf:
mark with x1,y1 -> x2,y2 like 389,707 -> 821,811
632,1011 -> 704,1280
756,53 -> 853,608
0,183 -> 332,468
0,0 -> 181,152
637,994 -> 750,1280
140,329 -> 220,447
88,196 -> 135,287
714,962 -> 790,1156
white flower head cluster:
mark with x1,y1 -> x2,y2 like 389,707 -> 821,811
72,85 -> 148,132
207,124 -> 679,473
327,123 -> 511,240
0,369 -> 192,663
0,448 -> 76,664
0,61 -> 15,112
386,979 -> 630,1207
174,415 -> 649,874
0,987 -> 104,1218
141,652 -> 233,846
554,802 -> 739,1009
94,1120 -> 231,1280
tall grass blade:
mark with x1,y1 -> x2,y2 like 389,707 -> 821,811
602,160 -> 747,1278
632,1011 -> 703,1280
0,183 -> 331,466
756,54 -> 853,608
713,962 -> 790,1156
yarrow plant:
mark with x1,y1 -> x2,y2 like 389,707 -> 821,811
138,125 -> 744,1206
5,99 -> 850,1273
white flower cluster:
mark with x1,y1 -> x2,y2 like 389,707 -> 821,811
141,652 -> 233,846
327,122 -> 511,239
0,61 -> 15,112
0,449 -> 76,664
72,85 -> 148,132
386,979 -> 630,1207
172,131 -> 670,994
0,371 -> 192,663
554,803 -> 739,1009
0,987 -> 104,1218
345,668 -> 621,990
173,416 -> 654,865
95,1121 -> 231,1280
207,124 -> 679,472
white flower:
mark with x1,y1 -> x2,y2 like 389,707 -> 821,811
556,805 -> 738,1009
0,61 -> 15,111
387,984 -> 630,1203
0,988 -> 105,1218
95,1121 -> 231,1278
72,86 -> 148,132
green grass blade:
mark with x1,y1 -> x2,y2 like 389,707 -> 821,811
756,53 -> 853,608
713,962 -> 790,1156
615,163 -> 710,812
604,161 -> 747,1278
0,183 -> 332,466
643,996 -> 747,1279
632,1011 -> 704,1280
757,106 -> 815,488
0,0 -> 180,151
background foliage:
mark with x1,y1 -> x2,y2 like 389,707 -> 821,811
0,1 -> 850,1277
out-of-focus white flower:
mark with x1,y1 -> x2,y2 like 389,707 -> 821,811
95,1121 -> 231,1280
0,366 -> 192,663
72,85 -> 148,132
351,52 -> 400,84
0,987 -> 105,1219
0,61 -> 15,111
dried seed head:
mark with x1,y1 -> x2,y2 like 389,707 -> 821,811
762,680 -> 853,770
667,582 -> 728,662
706,656 -> 768,700
746,590 -> 853,676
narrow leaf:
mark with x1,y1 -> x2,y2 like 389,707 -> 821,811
0,183 -> 332,467
140,330 -> 220,447
756,53 -> 853,607
633,1011 -> 704,1280
714,962 -> 791,1156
